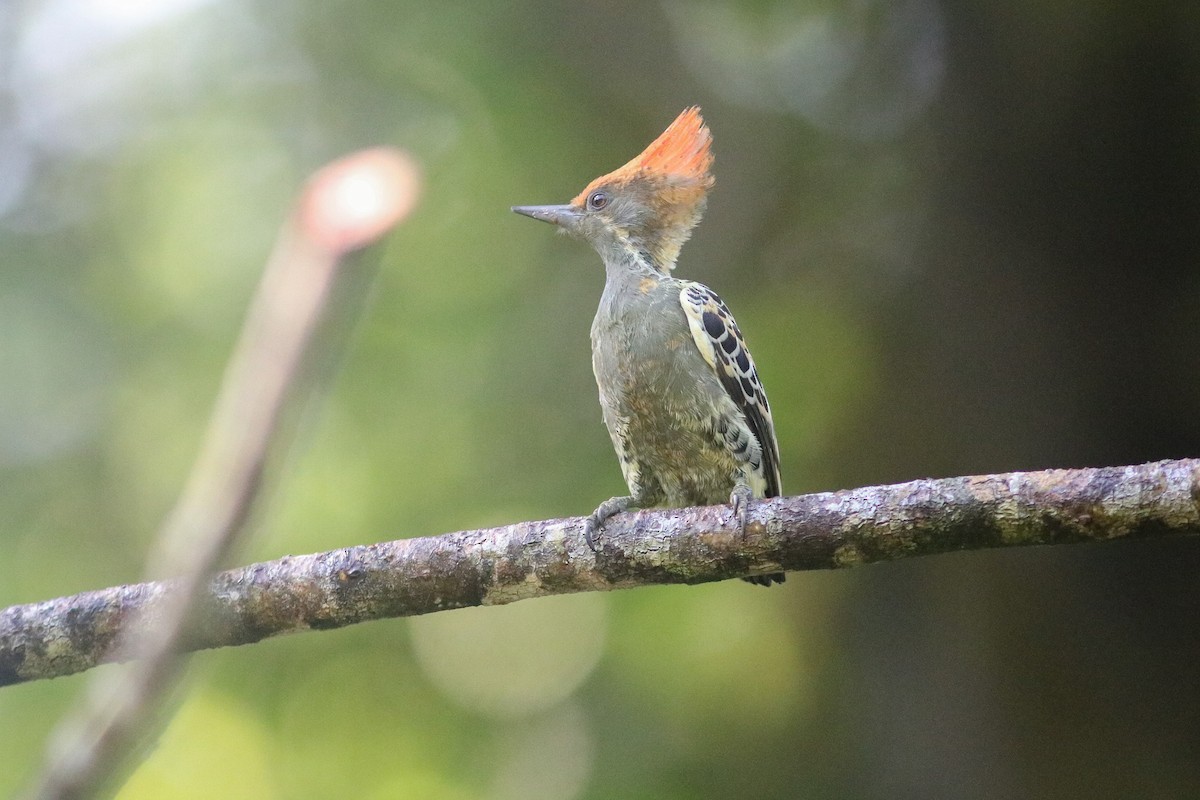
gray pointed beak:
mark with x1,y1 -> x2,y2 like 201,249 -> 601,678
511,204 -> 580,228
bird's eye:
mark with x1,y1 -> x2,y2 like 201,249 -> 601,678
587,190 -> 609,211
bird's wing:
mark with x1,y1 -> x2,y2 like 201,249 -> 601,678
679,283 -> 782,497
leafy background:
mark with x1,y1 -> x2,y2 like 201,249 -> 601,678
1,1 -> 1199,798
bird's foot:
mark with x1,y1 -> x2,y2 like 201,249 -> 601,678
584,495 -> 635,552
729,482 -> 753,536
744,572 -> 785,586
730,482 -> 785,586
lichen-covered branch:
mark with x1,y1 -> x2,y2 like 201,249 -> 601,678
4,458 -> 1197,688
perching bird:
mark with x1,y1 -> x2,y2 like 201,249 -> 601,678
513,107 -> 784,586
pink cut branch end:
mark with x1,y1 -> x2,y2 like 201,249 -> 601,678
299,148 -> 421,255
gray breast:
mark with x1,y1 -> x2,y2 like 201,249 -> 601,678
591,282 -> 742,506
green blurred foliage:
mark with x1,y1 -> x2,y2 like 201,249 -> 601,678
1,0 -> 1199,798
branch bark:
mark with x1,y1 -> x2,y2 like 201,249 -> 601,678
4,458 -> 1197,687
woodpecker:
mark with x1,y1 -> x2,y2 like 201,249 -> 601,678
513,107 -> 784,586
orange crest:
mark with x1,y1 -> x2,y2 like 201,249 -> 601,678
573,107 -> 714,204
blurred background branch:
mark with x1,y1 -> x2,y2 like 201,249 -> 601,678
20,148 -> 420,800
4,458 -> 1196,688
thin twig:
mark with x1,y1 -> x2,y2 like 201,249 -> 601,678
22,148 -> 421,800
3,459 -> 1197,688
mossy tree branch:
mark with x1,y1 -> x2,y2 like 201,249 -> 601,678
4,457 -> 1197,688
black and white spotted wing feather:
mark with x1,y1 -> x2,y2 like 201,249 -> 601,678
679,283 -> 781,498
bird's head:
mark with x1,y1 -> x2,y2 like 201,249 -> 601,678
513,107 -> 714,273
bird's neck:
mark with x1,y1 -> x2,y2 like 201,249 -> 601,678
599,243 -> 672,289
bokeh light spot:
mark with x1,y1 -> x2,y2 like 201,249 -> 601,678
410,593 -> 608,719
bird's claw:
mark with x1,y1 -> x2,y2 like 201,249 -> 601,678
583,515 -> 601,552
729,483 -> 753,536
584,495 -> 635,552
